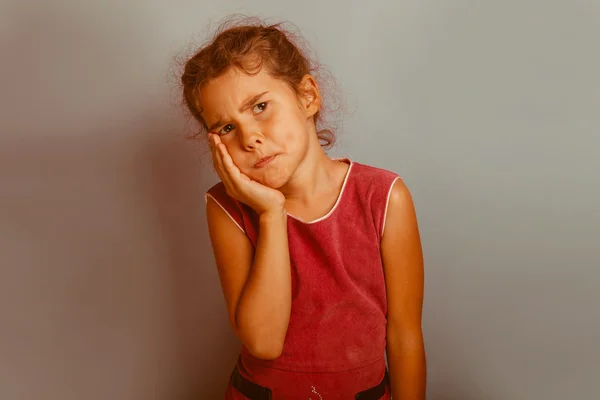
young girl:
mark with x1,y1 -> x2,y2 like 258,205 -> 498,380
181,17 -> 426,400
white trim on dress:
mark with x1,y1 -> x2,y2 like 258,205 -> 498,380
205,193 -> 245,234
381,176 -> 400,238
286,159 -> 353,224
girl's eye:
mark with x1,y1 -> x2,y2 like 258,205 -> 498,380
217,103 -> 268,135
219,124 -> 234,135
252,102 -> 268,113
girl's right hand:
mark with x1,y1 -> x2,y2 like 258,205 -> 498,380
210,134 -> 286,215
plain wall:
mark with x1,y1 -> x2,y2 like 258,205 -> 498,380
1,1 -> 598,399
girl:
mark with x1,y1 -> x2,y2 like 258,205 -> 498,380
181,17 -> 426,400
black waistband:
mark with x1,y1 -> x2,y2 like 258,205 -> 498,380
230,366 -> 389,400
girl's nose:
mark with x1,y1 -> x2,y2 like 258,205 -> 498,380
239,126 -> 264,151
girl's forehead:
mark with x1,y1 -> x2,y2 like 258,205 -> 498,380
200,68 -> 288,109
204,68 -> 281,95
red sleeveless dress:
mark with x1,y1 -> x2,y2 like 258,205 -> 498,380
206,159 -> 400,399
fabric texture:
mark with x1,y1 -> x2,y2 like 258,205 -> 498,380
206,159 -> 400,399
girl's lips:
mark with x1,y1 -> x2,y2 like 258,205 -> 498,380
254,155 -> 277,168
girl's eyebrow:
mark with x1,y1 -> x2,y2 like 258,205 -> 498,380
239,91 -> 269,113
207,91 -> 270,132
208,118 -> 224,133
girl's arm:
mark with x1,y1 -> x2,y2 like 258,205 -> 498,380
381,179 -> 426,399
207,198 -> 291,360
206,134 -> 292,360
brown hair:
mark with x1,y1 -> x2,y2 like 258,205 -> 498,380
180,15 -> 339,148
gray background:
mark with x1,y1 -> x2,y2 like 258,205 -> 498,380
1,1 -> 598,399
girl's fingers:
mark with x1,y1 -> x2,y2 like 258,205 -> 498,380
211,135 -> 238,190
208,133 -> 215,162
210,135 -> 227,180
218,143 -> 243,186
209,133 -> 218,155
219,143 -> 237,174
212,135 -> 235,174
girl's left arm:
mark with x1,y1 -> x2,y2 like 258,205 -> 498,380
381,178 -> 426,400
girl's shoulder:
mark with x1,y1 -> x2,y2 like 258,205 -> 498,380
345,160 -> 403,239
205,181 -> 248,235
350,160 -> 399,179
347,159 -> 401,193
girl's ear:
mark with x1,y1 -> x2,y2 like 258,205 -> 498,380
299,74 -> 321,118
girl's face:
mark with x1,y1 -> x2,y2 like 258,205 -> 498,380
199,67 -> 320,189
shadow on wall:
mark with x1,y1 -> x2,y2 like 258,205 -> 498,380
0,4 -> 239,400
141,129 -> 241,399
0,117 -> 241,400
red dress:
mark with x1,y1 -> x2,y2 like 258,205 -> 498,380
206,159 -> 399,399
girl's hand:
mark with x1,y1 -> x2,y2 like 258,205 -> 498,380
209,134 -> 286,215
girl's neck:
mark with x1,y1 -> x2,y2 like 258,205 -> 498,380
279,145 -> 347,206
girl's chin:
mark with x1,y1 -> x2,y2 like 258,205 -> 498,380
251,174 -> 288,190
256,178 -> 284,189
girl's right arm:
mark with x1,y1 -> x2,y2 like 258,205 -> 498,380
206,134 -> 292,360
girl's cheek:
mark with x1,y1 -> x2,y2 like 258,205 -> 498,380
228,151 -> 245,169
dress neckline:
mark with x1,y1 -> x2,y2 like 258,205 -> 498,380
286,158 -> 353,224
